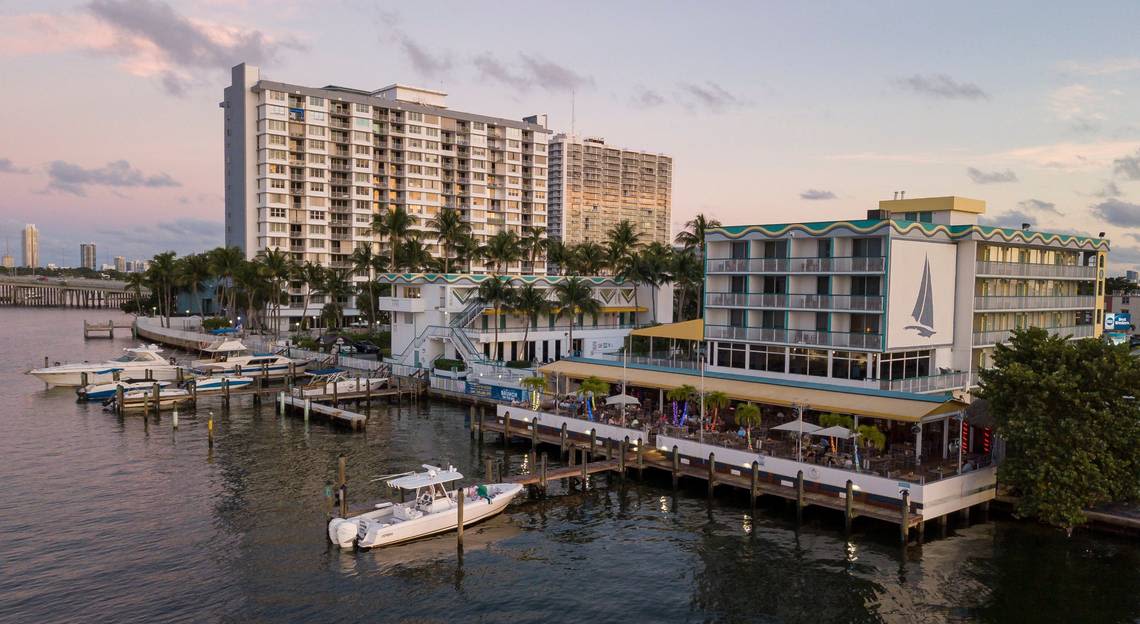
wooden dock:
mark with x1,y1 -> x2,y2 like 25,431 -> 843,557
477,410 -> 928,542
278,394 -> 367,430
83,320 -> 115,339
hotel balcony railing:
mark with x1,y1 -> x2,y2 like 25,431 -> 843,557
972,324 -> 1095,346
975,260 -> 1097,279
706,256 -> 886,274
706,292 -> 884,312
706,325 -> 882,350
879,371 -> 973,393
973,295 -> 1096,311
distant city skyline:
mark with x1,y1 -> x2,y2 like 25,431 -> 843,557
2,1 -> 1140,270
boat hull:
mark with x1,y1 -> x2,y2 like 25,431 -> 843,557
77,380 -> 171,401
329,483 -> 523,549
193,361 -> 307,378
29,366 -> 181,387
291,378 -> 387,398
192,376 -> 254,393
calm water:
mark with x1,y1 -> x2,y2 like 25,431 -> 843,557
1,308 -> 1139,624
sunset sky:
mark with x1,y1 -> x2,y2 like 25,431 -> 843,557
2,0 -> 1140,271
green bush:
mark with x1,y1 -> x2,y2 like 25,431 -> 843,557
434,358 -> 466,371
292,336 -> 319,350
505,360 -> 533,369
202,317 -> 230,331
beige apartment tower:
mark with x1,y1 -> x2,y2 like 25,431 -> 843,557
80,243 -> 97,270
223,63 -> 551,294
21,224 -> 39,268
547,134 -> 672,246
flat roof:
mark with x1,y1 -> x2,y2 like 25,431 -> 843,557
539,358 -> 966,423
879,196 -> 986,214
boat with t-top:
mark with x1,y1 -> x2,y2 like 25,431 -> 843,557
191,339 -> 308,378
28,345 -> 182,387
327,465 -> 523,549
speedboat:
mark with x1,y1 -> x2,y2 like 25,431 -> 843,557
77,380 -> 171,401
28,345 -> 182,387
109,387 -> 194,411
327,465 -> 523,549
192,375 -> 254,393
291,370 -> 387,398
191,339 -> 308,378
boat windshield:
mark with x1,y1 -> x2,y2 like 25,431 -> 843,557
112,352 -> 152,363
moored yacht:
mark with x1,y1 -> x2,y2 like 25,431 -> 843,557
191,339 -> 308,378
28,345 -> 182,387
327,465 -> 523,549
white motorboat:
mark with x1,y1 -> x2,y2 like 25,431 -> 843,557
77,380 -> 171,401
191,339 -> 308,378
327,465 -> 523,549
28,345 -> 182,387
192,375 -> 254,393
291,370 -> 387,398
111,387 -> 195,411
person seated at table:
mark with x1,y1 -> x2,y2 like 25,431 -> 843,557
737,425 -> 746,439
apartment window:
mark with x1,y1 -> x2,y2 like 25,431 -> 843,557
267,149 -> 287,161
267,105 -> 286,116
880,350 -> 931,380
267,134 -> 286,146
832,351 -> 869,380
270,179 -> 286,190
851,276 -> 880,296
716,342 -> 747,369
748,345 -> 785,373
850,313 -> 879,334
789,347 -> 827,377
729,309 -> 746,327
309,211 -> 325,220
309,224 -> 326,235
730,276 -> 747,294
814,312 -> 829,332
269,207 -> 286,218
309,154 -> 326,164
818,239 -> 832,258
310,239 -> 325,249
267,119 -> 287,131
309,182 -> 324,192
762,276 -> 786,294
760,310 -> 785,329
730,241 -> 749,259
816,276 -> 830,295
354,103 -> 370,113
310,111 -> 327,122
852,237 -> 882,257
762,240 -> 788,259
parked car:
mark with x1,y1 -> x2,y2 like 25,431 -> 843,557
352,341 -> 380,354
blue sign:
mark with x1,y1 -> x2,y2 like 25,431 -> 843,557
464,382 -> 524,402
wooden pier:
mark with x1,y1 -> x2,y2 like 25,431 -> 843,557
278,394 -> 367,430
83,320 -> 116,339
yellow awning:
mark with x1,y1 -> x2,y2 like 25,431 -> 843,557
537,359 -> 964,423
630,319 -> 704,342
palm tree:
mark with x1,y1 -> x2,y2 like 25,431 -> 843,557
577,376 -> 610,398
314,269 -> 354,330
207,246 -> 245,319
671,247 -> 703,321
125,273 -> 146,315
521,226 -> 547,273
349,244 -> 378,329
372,206 -> 413,272
511,283 -> 549,362
483,230 -> 521,274
544,239 -> 568,275
638,243 -> 674,323
476,277 -> 513,362
704,390 -> 730,430
675,214 -> 721,314
552,276 -> 600,357
736,403 -> 762,450
429,208 -> 470,273
605,220 -> 642,274
146,251 -> 177,326
666,384 -> 698,425
454,233 -> 483,274
232,260 -> 267,331
521,375 -> 547,407
257,248 -> 293,338
294,261 -> 325,331
176,253 -> 211,316
396,234 -> 433,273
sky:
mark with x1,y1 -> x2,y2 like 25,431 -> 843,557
2,0 -> 1140,271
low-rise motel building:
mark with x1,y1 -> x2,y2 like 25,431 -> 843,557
519,196 -> 1109,534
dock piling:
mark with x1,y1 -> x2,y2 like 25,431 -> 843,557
80,372 -> 88,388
540,453 -> 548,491
115,386 -> 124,415
172,408 -> 178,429
901,491 -> 911,545
531,418 -> 538,450
222,378 -> 230,408
485,458 -> 494,482
152,382 -> 161,416
619,437 -> 627,476
278,391 -> 286,416
845,480 -> 854,533
456,487 -> 464,548
559,423 -> 567,457
796,470 -> 805,524
750,461 -> 759,511
671,446 -> 680,489
589,429 -> 597,461
503,411 -> 511,445
337,454 -> 348,518
707,453 -> 716,498
207,413 -> 214,448
304,399 -> 311,422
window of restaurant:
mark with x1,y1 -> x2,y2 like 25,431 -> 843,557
748,345 -> 786,373
880,350 -> 931,380
717,342 -> 747,369
789,347 -> 828,376
832,351 -> 869,380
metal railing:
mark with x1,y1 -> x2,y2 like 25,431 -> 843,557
706,256 -> 886,274
879,371 -> 973,393
706,292 -> 883,312
975,260 -> 1097,279
972,324 -> 1095,346
706,325 -> 883,349
973,295 -> 1096,311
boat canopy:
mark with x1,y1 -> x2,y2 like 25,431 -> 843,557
202,339 -> 249,353
387,465 -> 463,490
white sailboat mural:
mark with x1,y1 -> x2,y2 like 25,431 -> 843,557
905,255 -> 937,337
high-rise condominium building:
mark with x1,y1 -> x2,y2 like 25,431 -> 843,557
21,224 -> 38,268
114,256 -> 127,273
547,134 -> 672,247
223,64 -> 551,313
80,243 -> 97,270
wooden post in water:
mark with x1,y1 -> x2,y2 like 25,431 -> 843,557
477,408 -> 485,444
81,372 -> 89,388
560,423 -> 567,458
531,418 -> 538,450
207,414 -> 214,448
337,454 -> 348,518
503,411 -> 511,445
580,449 -> 588,484
333,381 -> 339,407
900,490 -> 911,545
113,370 -> 121,382
189,380 -> 197,403
152,382 -> 161,416
540,453 -> 548,492
672,445 -> 680,489
796,470 -> 805,524
751,461 -> 760,511
223,378 -> 230,408
619,437 -> 628,476
589,429 -> 597,462
485,458 -> 494,482
278,391 -> 286,416
456,487 -> 464,548
637,440 -> 645,480
115,385 -> 124,415
288,362 -> 296,390
304,399 -> 311,422
845,480 -> 855,533
707,453 -> 716,498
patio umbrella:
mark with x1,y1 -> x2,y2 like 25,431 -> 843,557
605,393 -> 640,406
813,425 -> 853,439
771,419 -> 821,433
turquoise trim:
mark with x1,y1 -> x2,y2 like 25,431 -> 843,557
562,356 -> 952,402
377,273 -> 626,286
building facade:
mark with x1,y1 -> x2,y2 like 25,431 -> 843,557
21,224 -> 38,268
114,256 -> 127,273
223,63 -> 552,319
547,134 -> 672,247
80,243 -> 96,270
703,196 -> 1108,393
378,273 -> 671,369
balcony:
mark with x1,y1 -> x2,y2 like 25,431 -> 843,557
973,295 -> 1096,311
975,260 -> 1097,279
376,296 -> 425,313
972,324 -> 1095,346
706,256 -> 886,274
706,325 -> 883,350
879,371 -> 973,393
706,292 -> 884,312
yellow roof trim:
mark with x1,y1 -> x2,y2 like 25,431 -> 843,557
603,306 -> 647,313
878,196 -> 986,215
630,319 -> 704,341
537,359 -> 964,423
